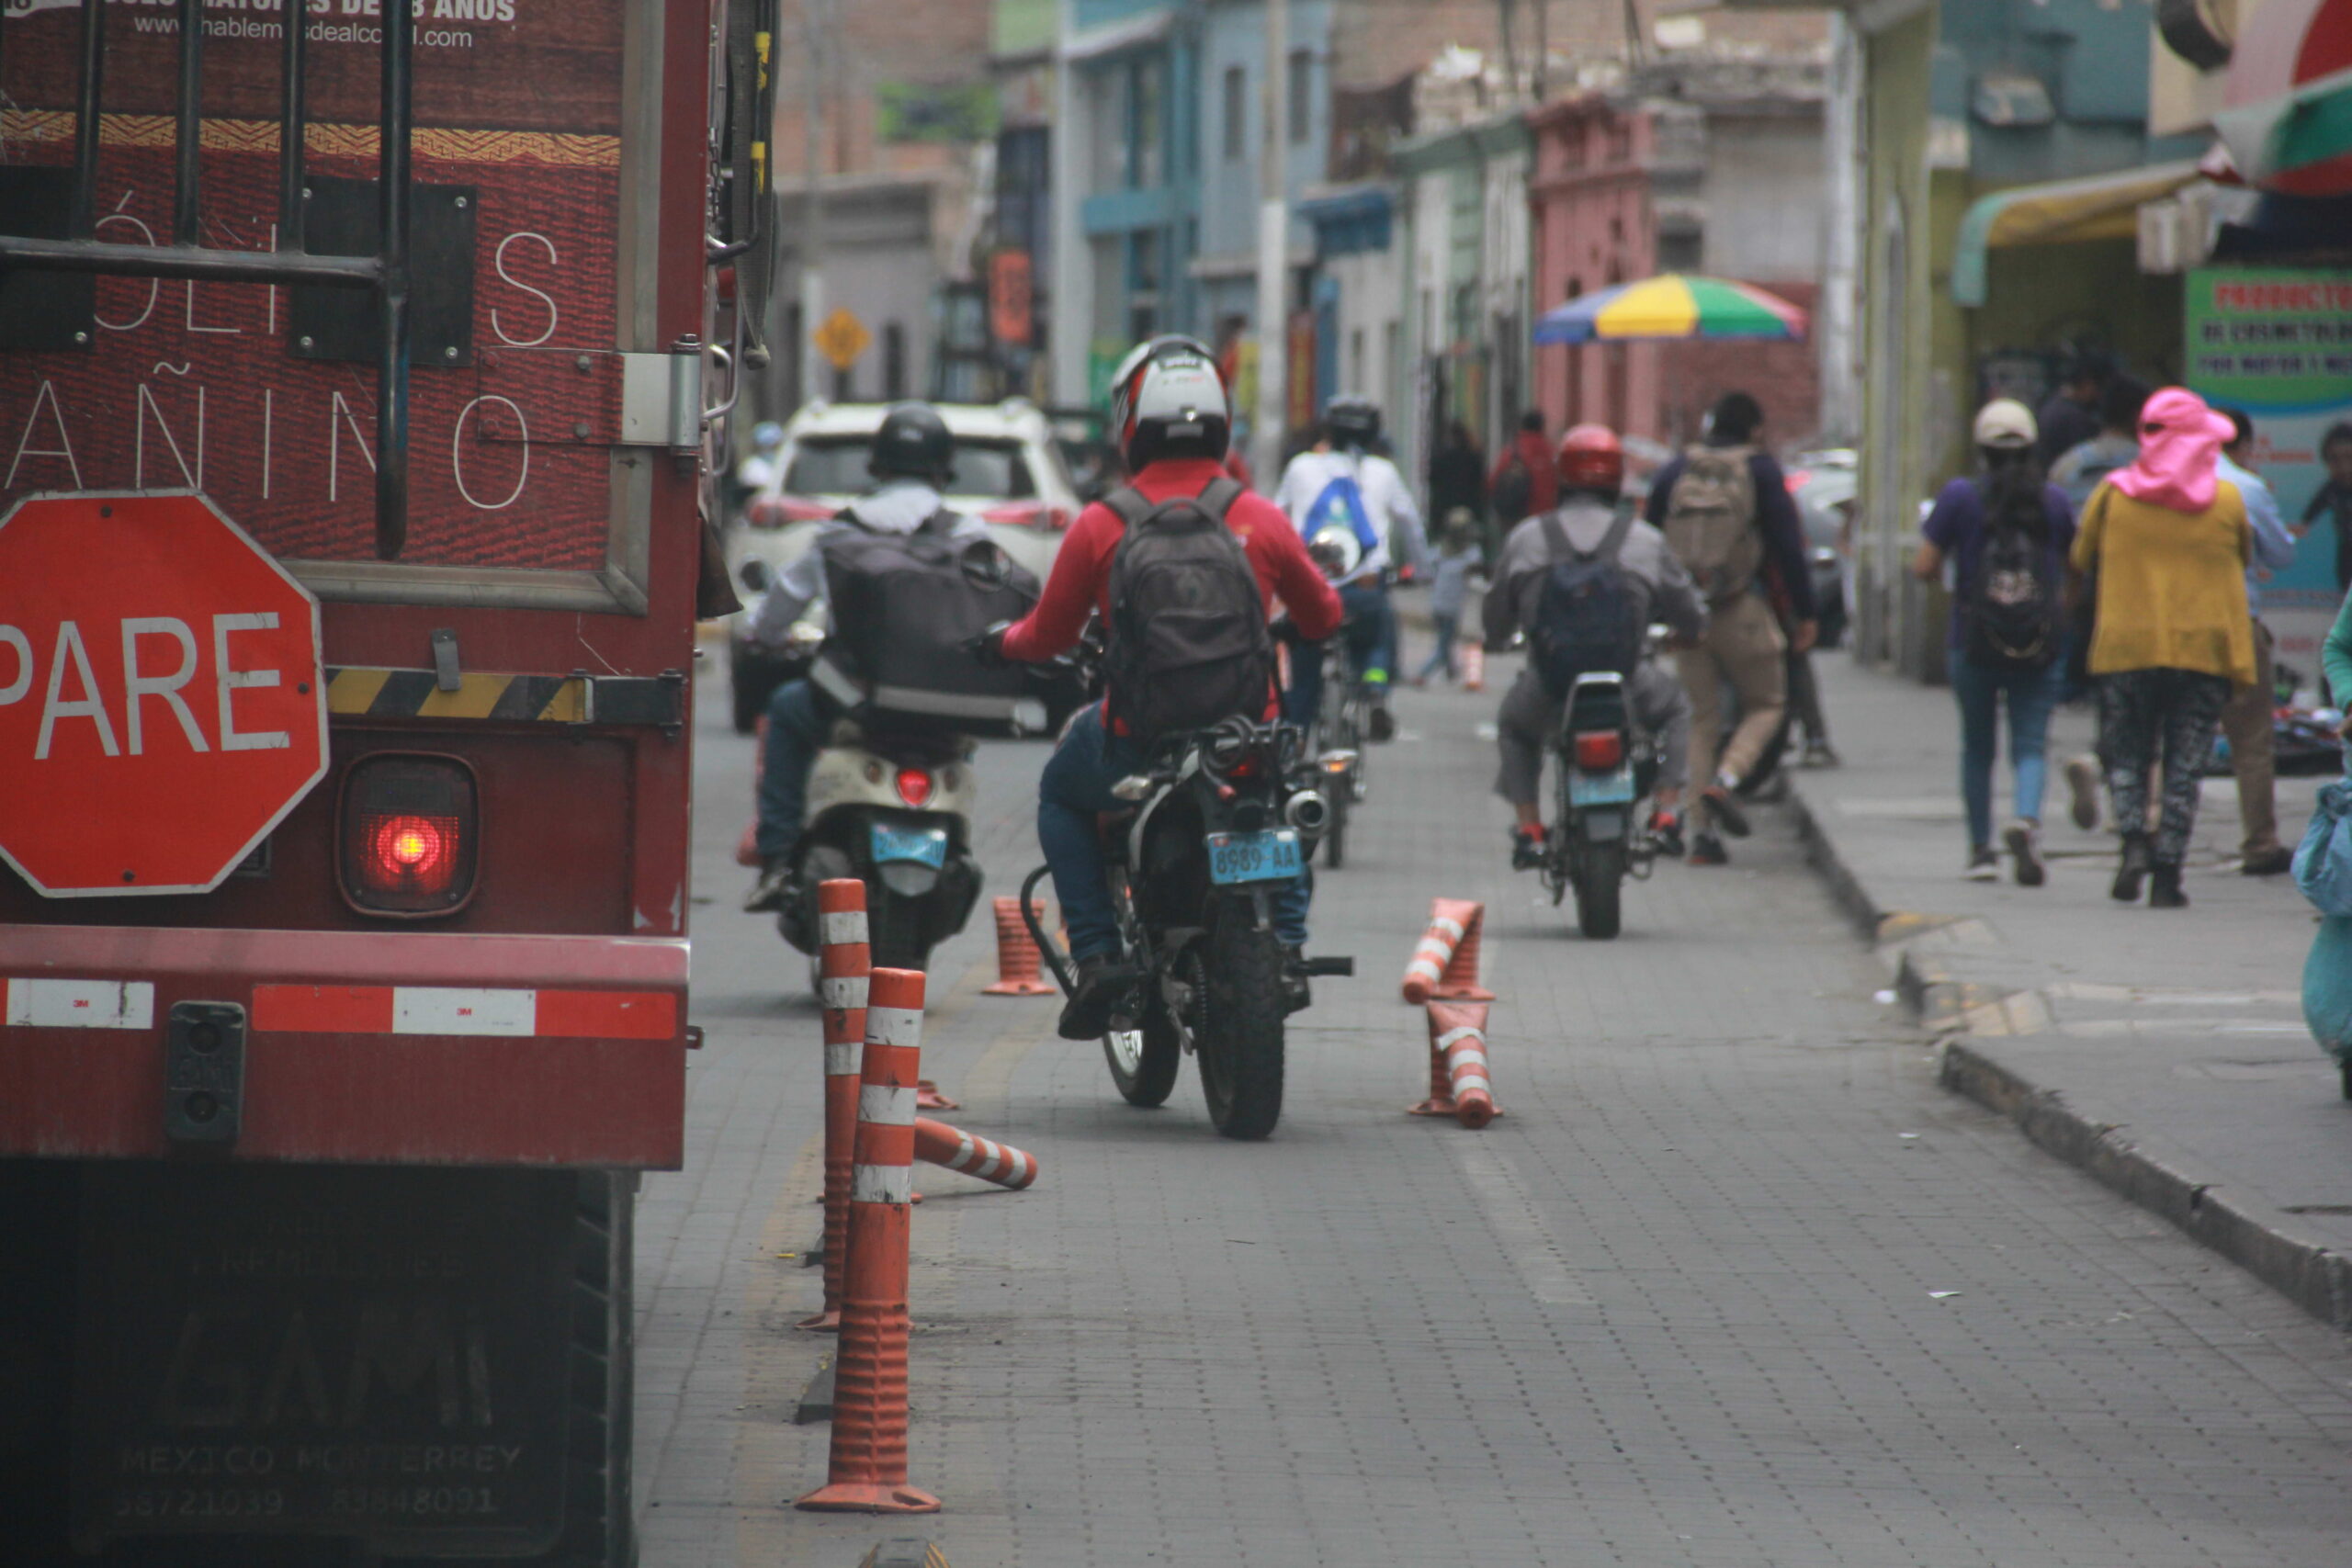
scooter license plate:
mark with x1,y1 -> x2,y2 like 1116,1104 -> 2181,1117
1567,767 -> 1636,807
870,821 -> 949,868
1204,829 -> 1304,886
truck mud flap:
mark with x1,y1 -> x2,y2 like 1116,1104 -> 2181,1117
66,1164 -> 578,1558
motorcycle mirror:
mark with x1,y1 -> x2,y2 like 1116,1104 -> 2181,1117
738,557 -> 772,592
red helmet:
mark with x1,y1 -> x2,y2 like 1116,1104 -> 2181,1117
1556,423 -> 1624,493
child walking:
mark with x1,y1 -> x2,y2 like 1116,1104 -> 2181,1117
1413,508 -> 1483,686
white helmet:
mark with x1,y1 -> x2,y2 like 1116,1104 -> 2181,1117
1107,334 -> 1231,468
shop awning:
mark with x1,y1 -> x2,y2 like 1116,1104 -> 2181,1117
1950,160 -> 2205,307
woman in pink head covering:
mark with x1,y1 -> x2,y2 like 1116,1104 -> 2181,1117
2069,386 -> 2256,909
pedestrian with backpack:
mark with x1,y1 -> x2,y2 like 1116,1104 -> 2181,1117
1274,394 -> 1430,740
1645,390 -> 1818,864
1487,425 -> 1705,867
973,336 -> 1341,1039
2069,387 -> 2256,910
1912,399 -> 2076,885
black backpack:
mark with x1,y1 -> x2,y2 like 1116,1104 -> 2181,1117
1101,478 -> 1275,742
1962,491 -> 2062,672
1530,508 -> 1643,696
816,508 -> 1043,723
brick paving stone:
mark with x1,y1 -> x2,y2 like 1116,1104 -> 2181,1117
647,667 -> 2352,1566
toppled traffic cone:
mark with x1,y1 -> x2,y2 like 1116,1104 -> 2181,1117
913,1117 -> 1038,1190
797,879 -> 870,1333
980,896 -> 1055,997
915,1080 -> 959,1111
1430,1001 -> 1498,1128
1399,898 -> 1494,1004
797,967 -> 942,1516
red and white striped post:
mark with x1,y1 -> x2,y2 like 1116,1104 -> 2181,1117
797,967 -> 941,1515
1400,897 -> 1495,1004
798,879 -> 869,1333
913,1117 -> 1040,1190
1430,1000 -> 1498,1129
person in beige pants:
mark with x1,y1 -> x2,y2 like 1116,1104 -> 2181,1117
1645,392 -> 1820,863
1676,591 -> 1788,839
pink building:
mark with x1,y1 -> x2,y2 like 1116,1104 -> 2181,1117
1528,77 -> 1825,457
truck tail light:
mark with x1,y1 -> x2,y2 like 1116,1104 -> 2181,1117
895,767 -> 933,807
340,756 -> 480,915
1574,731 -> 1624,771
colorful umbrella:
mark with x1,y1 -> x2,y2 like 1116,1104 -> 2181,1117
2214,0 -> 2352,197
1532,274 -> 1807,345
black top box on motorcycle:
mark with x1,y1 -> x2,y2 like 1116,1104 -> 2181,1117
814,513 -> 1043,729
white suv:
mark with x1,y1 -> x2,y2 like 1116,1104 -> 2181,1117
722,399 -> 1083,731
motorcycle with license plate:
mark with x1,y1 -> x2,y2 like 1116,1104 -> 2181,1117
1022,713 -> 1353,1140
1535,669 -> 1662,941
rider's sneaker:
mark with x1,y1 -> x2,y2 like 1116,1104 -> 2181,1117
1367,703 -> 1396,742
1280,945 -> 1312,1015
1510,825 -> 1546,871
1649,811 -> 1685,860
742,856 -> 795,913
1689,831 -> 1730,866
1700,780 -> 1751,839
1057,954 -> 1137,1042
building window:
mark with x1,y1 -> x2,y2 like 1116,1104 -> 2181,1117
1131,60 -> 1164,189
1223,65 -> 1246,161
882,323 -> 907,400
1657,228 -> 1703,275
1349,327 -> 1365,393
1287,50 -> 1311,145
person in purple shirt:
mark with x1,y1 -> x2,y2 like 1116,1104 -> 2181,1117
1913,399 -> 2077,886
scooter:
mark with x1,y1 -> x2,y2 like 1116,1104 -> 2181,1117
1535,670 -> 1661,940
777,719 -> 986,974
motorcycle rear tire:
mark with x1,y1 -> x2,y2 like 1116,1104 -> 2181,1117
1103,1002 -> 1182,1109
1573,843 -> 1625,940
1197,916 -> 1286,1140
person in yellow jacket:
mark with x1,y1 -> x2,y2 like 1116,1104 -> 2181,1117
2070,386 -> 2254,909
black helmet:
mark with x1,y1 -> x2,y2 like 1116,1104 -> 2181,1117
1324,393 -> 1381,450
1106,334 -> 1231,468
870,401 -> 955,485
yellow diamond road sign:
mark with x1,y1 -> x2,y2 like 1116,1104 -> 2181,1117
814,307 -> 870,371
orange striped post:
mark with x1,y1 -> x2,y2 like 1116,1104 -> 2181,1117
1431,1001 -> 1498,1128
980,896 -> 1056,997
1399,898 -> 1494,1004
797,879 -> 869,1333
797,967 -> 941,1515
913,1118 -> 1039,1190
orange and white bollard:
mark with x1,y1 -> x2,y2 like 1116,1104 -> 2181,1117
980,895 -> 1056,997
912,1117 -> 1039,1190
797,879 -> 869,1333
1432,1000 -> 1498,1128
1461,638 -> 1485,693
1399,897 -> 1495,1004
797,967 -> 942,1516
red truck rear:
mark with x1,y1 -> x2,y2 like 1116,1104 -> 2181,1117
0,1 -> 772,1561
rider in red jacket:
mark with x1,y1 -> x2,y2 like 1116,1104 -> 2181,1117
982,337 -> 1339,1038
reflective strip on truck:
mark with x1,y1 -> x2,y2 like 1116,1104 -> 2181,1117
3,978 -> 155,1029
252,984 -> 675,1039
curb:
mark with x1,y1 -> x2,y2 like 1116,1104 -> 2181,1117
1782,774 -> 2352,1335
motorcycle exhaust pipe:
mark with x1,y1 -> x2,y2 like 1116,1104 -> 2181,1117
1284,789 -> 1331,835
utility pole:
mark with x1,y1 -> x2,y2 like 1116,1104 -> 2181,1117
1531,0 -> 1547,104
1250,0 -> 1290,487
798,0 -> 831,411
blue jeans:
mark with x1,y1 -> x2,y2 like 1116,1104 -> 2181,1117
1039,704 -> 1310,961
755,678 -> 827,861
1950,652 -> 2062,851
1283,581 -> 1395,731
1414,611 -> 1462,683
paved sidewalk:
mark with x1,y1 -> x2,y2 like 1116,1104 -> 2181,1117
1790,649 -> 2352,1328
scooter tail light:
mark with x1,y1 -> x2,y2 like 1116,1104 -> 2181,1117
340,756 -> 480,915
896,767 -> 934,807
1574,731 -> 1625,771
